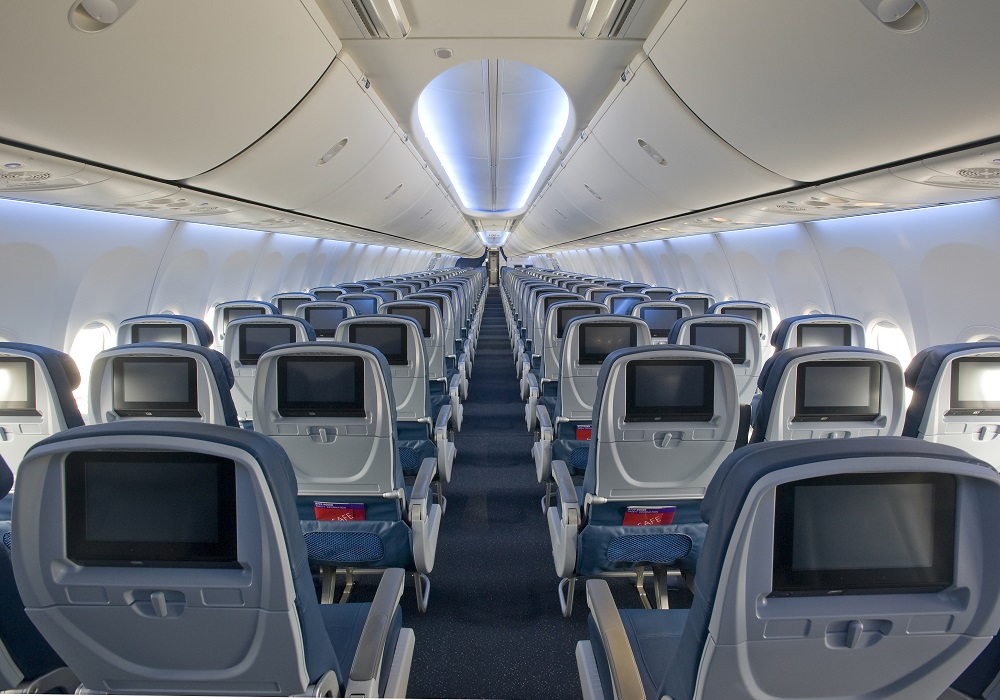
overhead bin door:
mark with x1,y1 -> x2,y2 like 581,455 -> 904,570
646,0 -> 1000,182
0,0 -> 336,180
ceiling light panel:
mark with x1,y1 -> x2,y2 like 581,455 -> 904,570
417,59 -> 569,215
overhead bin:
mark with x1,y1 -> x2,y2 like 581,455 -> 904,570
549,133 -> 688,229
0,0 -> 336,180
645,0 -> 1000,182
300,135 -> 437,231
188,58 -> 396,210
590,61 -> 794,210
520,183 -> 608,245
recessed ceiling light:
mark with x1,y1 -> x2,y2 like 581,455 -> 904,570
434,48 -> 453,59
3,163 -> 22,169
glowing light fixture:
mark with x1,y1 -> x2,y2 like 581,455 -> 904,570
477,230 -> 511,247
417,60 -> 570,215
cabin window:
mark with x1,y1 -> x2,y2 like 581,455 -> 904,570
69,322 -> 113,419
870,321 -> 913,404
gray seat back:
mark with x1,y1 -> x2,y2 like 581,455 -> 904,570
223,316 -> 315,422
270,292 -> 318,316
88,343 -> 239,427
211,300 -> 277,348
335,316 -> 428,421
771,313 -> 865,351
253,342 -> 402,497
295,301 -> 356,341
338,293 -> 382,317
586,345 -> 739,501
903,342 -> 1000,469
11,421 -> 344,695
751,346 -> 905,443
0,343 -> 83,485
603,293 -> 651,316
674,437 -> 1000,700
669,315 -> 763,404
540,301 -> 607,382
631,301 -> 692,344
668,292 -> 716,316
710,300 -> 775,350
117,315 -> 214,348
381,301 -> 446,380
556,316 -> 651,422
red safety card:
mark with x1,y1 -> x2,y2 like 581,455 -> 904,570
314,502 -> 366,521
622,505 -> 676,526
576,424 -> 592,440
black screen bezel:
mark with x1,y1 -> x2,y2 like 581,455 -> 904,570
771,472 -> 956,596
690,323 -> 747,364
276,355 -> 365,417
112,356 -> 199,417
639,307 -> 683,338
238,323 -> 297,365
65,450 -> 238,568
578,323 -> 638,365
0,357 -> 38,415
388,306 -> 432,338
950,357 -> 1000,411
556,307 -> 599,339
349,323 -> 408,365
223,306 -> 265,326
345,297 -> 379,316
311,289 -> 344,301
676,297 -> 709,315
131,323 -> 188,345
303,306 -> 348,338
625,359 -> 715,422
793,360 -> 882,422
721,306 -> 763,328
796,323 -> 852,348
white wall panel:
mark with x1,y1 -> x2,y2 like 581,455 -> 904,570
806,201 -> 1000,349
147,222 -> 269,317
0,199 -> 175,351
665,235 -> 737,298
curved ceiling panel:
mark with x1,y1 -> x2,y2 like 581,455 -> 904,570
591,61 -> 794,208
647,0 -> 1000,182
0,0 -> 336,180
188,59 -> 395,210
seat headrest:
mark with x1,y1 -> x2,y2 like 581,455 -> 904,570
902,342 -> 1000,437
0,342 -> 84,428
120,314 -> 215,347
0,452 -> 11,499
770,313 -> 862,350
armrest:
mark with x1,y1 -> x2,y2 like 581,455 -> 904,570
547,459 -> 580,579
434,405 -> 455,482
533,405 -> 554,483
410,458 -> 442,575
409,457 -> 438,513
586,580 -> 645,700
524,371 -> 539,432
448,373 -> 463,432
347,568 -> 406,690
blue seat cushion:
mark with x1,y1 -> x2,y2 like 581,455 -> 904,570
319,602 -> 403,697
0,530 -> 66,682
589,608 -> 687,700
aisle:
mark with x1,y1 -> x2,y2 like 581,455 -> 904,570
401,287 -> 592,699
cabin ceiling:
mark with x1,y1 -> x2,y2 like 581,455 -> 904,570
0,0 -> 998,259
